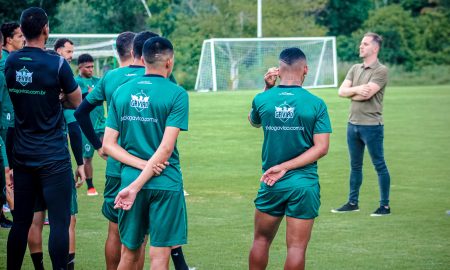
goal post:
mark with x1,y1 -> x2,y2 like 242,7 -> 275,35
195,37 -> 338,91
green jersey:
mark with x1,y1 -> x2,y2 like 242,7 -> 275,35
75,75 -> 105,132
250,85 -> 332,191
86,65 -> 145,177
107,74 -> 189,191
0,49 -> 14,129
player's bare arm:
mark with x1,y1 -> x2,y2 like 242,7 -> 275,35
114,126 -> 180,210
62,86 -> 82,109
261,133 -> 330,186
103,127 -> 148,170
264,67 -> 279,91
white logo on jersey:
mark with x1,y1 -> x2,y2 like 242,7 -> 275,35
130,90 -> 149,112
16,66 -> 33,86
275,102 -> 295,123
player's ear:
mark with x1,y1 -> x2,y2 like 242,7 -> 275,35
304,65 -> 308,76
140,56 -> 145,66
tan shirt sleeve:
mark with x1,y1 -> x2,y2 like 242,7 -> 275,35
345,64 -> 357,82
370,66 -> 388,89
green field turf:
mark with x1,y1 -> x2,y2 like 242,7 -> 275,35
1,85 -> 450,269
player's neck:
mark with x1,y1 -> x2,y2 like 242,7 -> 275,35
25,37 -> 46,49
131,58 -> 144,67
279,74 -> 304,86
145,67 -> 167,78
119,58 -> 133,67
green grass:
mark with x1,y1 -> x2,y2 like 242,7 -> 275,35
1,85 -> 450,269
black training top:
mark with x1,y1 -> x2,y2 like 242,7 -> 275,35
5,46 -> 78,166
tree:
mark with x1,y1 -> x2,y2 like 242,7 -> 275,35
0,0 -> 66,27
317,0 -> 373,36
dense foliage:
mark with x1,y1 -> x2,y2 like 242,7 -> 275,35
1,0 -> 448,89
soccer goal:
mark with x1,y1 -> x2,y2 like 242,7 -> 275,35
47,34 -> 119,58
47,34 -> 119,74
195,37 -> 337,91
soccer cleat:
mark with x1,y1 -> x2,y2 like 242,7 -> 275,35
87,187 -> 99,196
3,203 -> 11,213
188,268 -> 197,270
184,190 -> 189,196
331,202 -> 360,213
0,213 -> 13,228
370,206 -> 391,216
44,218 -> 50,225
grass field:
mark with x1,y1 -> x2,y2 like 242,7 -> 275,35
1,85 -> 450,269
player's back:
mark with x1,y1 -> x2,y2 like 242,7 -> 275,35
109,74 -> 188,190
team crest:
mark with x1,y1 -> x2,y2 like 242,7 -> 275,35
275,102 -> 295,123
16,66 -> 33,86
130,90 -> 150,112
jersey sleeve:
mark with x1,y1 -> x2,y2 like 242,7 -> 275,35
86,76 -> 106,106
59,60 -> 78,94
166,90 -> 189,131
314,100 -> 332,134
106,92 -> 120,131
249,98 -> 261,125
370,66 -> 388,89
0,137 -> 8,168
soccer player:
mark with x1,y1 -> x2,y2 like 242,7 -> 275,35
26,38 -> 85,270
76,31 -> 192,270
103,36 -> 188,270
0,31 -> 13,229
5,7 -> 81,270
248,48 -> 331,270
76,53 -> 105,196
332,32 -> 391,216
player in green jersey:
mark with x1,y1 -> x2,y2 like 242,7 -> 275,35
248,48 -> 332,270
104,37 -> 189,270
76,53 -> 105,196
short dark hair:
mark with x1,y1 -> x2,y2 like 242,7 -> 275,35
54,38 -> 73,51
78,53 -> 94,65
0,32 -> 3,45
1,22 -> 20,46
133,31 -> 159,59
364,32 -> 383,48
116,32 -> 136,59
142,37 -> 174,65
20,7 -> 48,40
279,47 -> 307,65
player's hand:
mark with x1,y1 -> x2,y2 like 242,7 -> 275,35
152,161 -> 170,176
357,84 -> 371,97
97,147 -> 108,160
75,165 -> 86,188
264,67 -> 279,90
114,186 -> 138,211
260,165 -> 287,186
6,168 -> 14,191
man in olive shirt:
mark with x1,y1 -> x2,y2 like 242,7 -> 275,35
332,32 -> 391,216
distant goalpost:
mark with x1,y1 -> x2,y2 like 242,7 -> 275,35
47,34 -> 119,74
195,37 -> 337,91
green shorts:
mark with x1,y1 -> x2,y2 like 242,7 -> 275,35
118,189 -> 188,249
34,181 -> 78,215
254,183 -> 320,219
102,176 -> 121,223
82,131 -> 103,158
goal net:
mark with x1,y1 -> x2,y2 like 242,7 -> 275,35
47,34 -> 119,59
195,37 -> 337,91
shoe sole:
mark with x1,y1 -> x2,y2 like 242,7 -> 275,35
331,209 -> 360,213
370,213 -> 391,217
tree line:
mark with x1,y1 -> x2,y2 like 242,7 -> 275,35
1,0 -> 449,89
